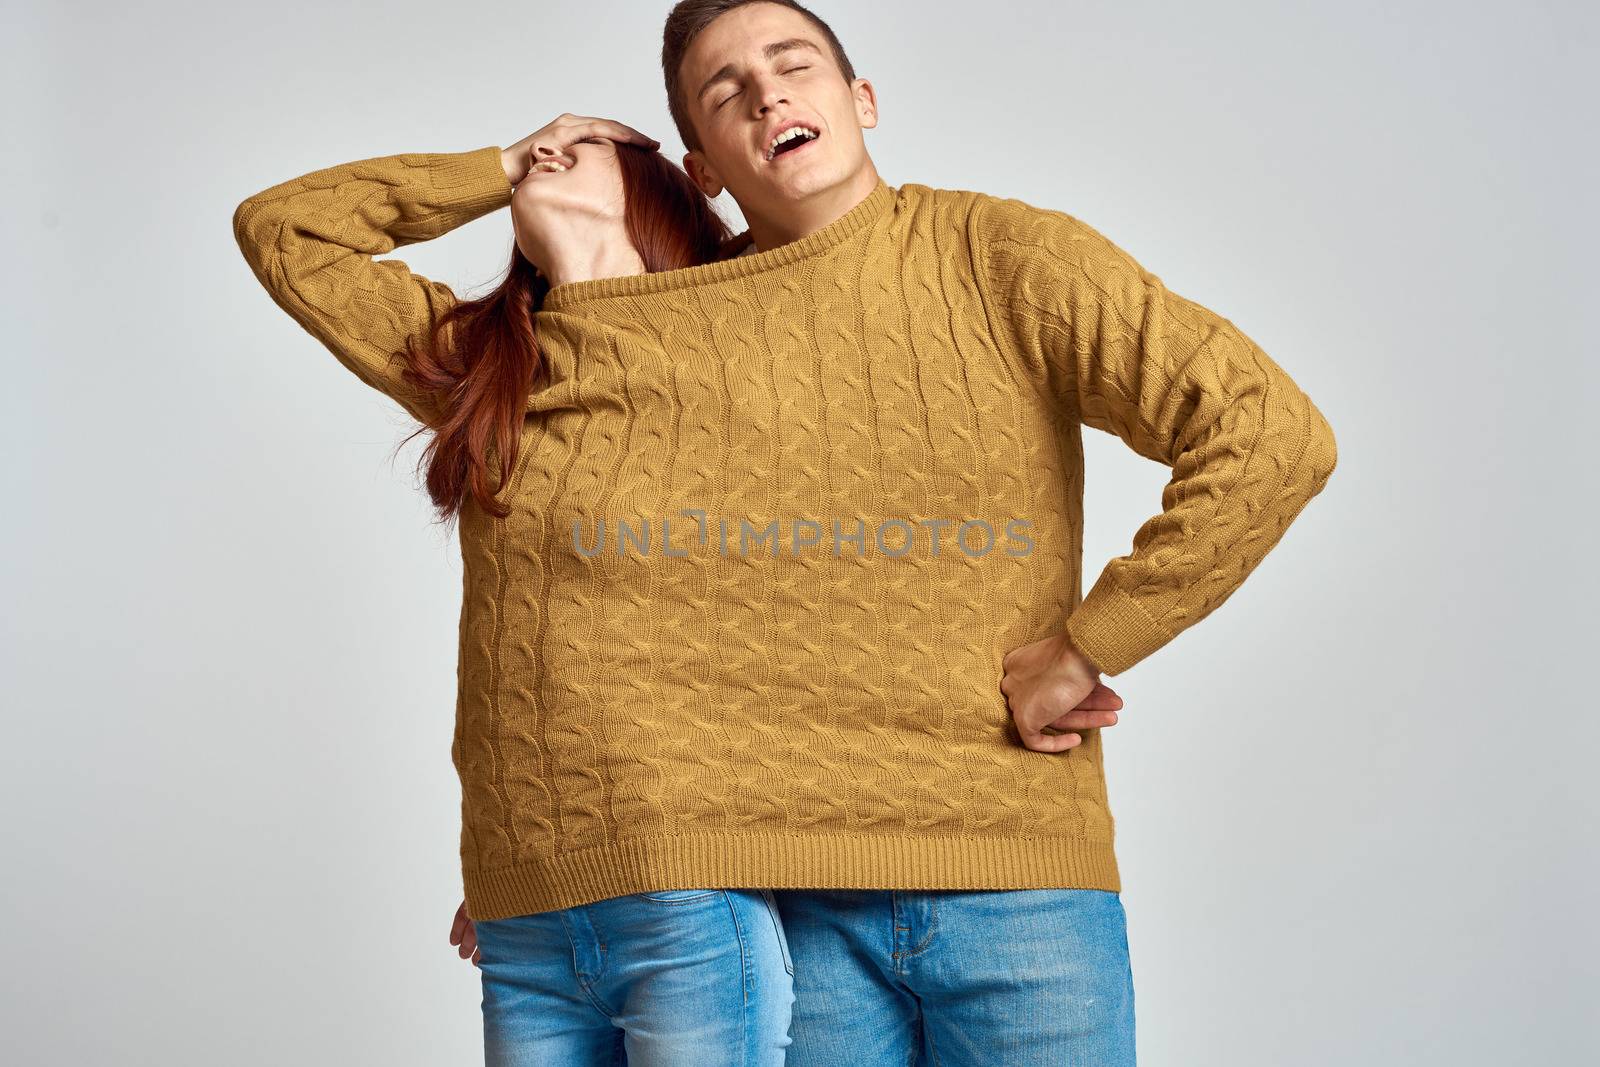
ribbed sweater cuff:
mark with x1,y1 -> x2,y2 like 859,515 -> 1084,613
427,144 -> 514,214
1063,573 -> 1174,676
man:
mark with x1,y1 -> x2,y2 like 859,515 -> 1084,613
647,1 -> 1337,1064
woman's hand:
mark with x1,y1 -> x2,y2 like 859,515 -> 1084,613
501,114 -> 661,186
449,899 -> 481,967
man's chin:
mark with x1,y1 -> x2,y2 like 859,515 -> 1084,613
744,162 -> 834,203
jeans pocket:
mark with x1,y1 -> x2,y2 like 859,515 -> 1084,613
758,888 -> 796,976
635,889 -> 722,903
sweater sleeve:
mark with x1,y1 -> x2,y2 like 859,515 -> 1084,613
970,192 -> 1338,676
231,145 -> 514,424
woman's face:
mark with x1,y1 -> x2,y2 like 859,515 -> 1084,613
510,136 -> 628,275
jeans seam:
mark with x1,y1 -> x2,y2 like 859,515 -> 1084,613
758,889 -> 796,977
903,895 -> 939,960
724,889 -> 753,1011
553,909 -> 621,1018
921,1008 -> 942,1067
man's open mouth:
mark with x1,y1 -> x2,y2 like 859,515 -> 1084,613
765,124 -> 821,163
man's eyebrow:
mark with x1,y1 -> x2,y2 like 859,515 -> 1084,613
695,38 -> 824,103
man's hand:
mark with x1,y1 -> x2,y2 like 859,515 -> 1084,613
449,899 -> 481,967
500,113 -> 661,186
1000,633 -> 1123,752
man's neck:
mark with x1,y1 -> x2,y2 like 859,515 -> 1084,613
738,166 -> 882,256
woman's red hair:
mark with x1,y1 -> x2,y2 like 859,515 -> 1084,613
394,143 -> 734,523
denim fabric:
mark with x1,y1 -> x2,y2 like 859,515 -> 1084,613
474,888 -> 795,1066
475,886 -> 1133,1065
772,888 -> 1136,1066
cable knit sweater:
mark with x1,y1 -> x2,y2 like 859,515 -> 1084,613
232,144 -> 1337,919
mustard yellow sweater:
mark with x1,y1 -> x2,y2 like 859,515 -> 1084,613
232,145 -> 1337,919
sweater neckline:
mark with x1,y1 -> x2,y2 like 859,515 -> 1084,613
541,178 -> 895,310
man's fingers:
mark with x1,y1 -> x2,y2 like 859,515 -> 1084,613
1020,726 -> 1082,752
1017,700 -> 1119,751
1074,683 -> 1124,711
1048,707 -> 1119,732
1008,692 -> 1118,752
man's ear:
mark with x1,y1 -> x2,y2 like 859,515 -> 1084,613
683,151 -> 724,199
853,78 -> 879,130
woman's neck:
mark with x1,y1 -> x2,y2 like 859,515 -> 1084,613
541,225 -> 647,289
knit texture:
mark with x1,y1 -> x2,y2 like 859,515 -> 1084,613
233,146 -> 1337,919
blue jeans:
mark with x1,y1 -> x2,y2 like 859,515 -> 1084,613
474,888 -> 796,1066
774,888 -> 1136,1066
476,886 -> 1134,1065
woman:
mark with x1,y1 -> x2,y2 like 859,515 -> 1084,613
232,114 -> 795,1066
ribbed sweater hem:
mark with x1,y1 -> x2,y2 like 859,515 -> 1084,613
462,830 -> 1121,920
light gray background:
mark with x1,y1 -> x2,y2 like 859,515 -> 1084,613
4,0 -> 1594,1063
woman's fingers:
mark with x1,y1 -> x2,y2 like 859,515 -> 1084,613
449,900 -> 472,951
577,116 -> 661,149
533,117 -> 658,172
547,113 -> 659,151
448,900 -> 482,965
504,115 -> 660,184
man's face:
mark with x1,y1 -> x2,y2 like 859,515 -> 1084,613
679,2 -> 877,213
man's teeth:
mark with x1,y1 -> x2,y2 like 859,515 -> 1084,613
766,127 -> 818,160
532,160 -> 568,173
